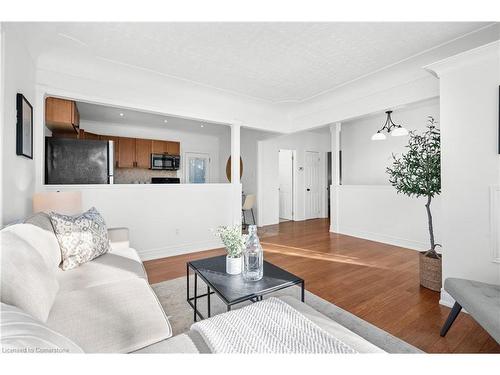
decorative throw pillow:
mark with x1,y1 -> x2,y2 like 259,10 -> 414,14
49,207 -> 110,271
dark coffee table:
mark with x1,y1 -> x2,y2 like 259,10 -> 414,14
187,255 -> 304,321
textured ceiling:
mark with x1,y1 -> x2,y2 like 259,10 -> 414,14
17,22 -> 491,102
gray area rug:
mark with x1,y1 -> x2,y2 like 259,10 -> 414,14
152,276 -> 423,353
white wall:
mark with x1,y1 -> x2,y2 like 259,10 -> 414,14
81,119 -> 228,184
1,24 -> 37,225
35,51 -> 287,132
334,185 -> 442,251
341,99 -> 440,185
218,129 -> 231,184
240,128 -> 272,196
426,41 -> 500,305
240,130 -> 256,194
258,131 -> 330,226
218,127 -> 277,223
332,99 -> 442,250
41,184 -> 234,260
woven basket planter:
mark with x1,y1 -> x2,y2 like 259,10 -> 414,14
419,252 -> 442,291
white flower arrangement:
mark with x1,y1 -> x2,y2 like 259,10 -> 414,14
214,225 -> 248,258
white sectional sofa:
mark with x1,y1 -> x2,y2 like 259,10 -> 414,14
1,212 -> 422,354
1,213 -> 172,353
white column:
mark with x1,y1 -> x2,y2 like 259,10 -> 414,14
330,122 -> 341,232
231,123 -> 242,225
426,41 -> 500,300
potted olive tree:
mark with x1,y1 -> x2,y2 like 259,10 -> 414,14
386,117 -> 442,291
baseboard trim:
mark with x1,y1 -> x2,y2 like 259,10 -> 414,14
439,288 -> 468,314
439,288 -> 455,308
336,226 -> 428,251
139,239 -> 222,261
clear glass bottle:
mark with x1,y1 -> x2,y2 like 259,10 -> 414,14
243,225 -> 263,281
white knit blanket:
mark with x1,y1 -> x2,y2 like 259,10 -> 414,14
191,297 -> 357,354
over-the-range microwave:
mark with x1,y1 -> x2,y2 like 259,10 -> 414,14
150,153 -> 180,170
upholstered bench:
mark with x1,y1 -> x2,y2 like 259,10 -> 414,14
440,278 -> 500,343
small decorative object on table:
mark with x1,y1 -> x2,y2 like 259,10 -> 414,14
215,225 -> 247,275
243,225 -> 263,281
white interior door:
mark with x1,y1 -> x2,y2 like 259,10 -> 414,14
279,149 -> 294,220
305,151 -> 321,220
184,152 -> 210,183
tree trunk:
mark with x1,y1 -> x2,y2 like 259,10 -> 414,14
424,195 -> 439,258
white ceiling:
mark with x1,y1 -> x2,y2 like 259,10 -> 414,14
16,22 -> 492,103
76,101 -> 280,139
76,101 -> 230,136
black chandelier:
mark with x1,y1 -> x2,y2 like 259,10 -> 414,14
371,110 -> 408,140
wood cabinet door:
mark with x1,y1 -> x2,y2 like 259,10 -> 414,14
152,140 -> 168,154
46,97 -> 72,124
99,135 -> 120,166
135,139 -> 152,169
117,137 -> 136,168
45,97 -> 78,134
167,141 -> 180,155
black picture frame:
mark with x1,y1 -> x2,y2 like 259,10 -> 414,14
16,93 -> 33,159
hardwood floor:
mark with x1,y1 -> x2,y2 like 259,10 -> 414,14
143,219 -> 499,353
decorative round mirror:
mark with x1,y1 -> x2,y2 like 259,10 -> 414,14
226,156 -> 243,182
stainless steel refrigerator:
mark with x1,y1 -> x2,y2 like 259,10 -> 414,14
45,138 -> 114,184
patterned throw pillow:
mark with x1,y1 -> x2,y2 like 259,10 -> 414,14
49,207 -> 110,271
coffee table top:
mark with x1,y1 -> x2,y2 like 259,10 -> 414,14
188,255 -> 303,305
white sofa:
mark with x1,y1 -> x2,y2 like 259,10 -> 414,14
1,213 -> 172,353
1,212 -> 422,354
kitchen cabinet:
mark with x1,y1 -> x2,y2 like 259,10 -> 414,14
45,97 -> 80,135
152,140 -> 168,154
54,125 -> 179,169
117,137 -> 136,168
135,139 -> 152,169
152,140 -> 180,155
167,141 -> 180,155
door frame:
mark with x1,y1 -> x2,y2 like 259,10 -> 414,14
278,149 -> 296,221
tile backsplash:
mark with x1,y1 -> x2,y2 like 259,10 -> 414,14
114,168 -> 179,184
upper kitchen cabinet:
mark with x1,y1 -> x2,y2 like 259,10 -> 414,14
45,97 -> 80,135
167,141 -> 180,155
152,140 -> 168,154
135,139 -> 152,168
152,140 -> 180,155
117,137 -> 136,168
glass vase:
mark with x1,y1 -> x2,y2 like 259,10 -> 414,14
243,225 -> 263,281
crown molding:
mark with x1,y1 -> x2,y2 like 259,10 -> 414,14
424,40 -> 500,78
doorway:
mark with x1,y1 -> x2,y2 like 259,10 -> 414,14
278,149 -> 295,221
184,152 -> 211,183
305,151 -> 321,220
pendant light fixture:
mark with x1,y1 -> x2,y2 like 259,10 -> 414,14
371,110 -> 408,140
